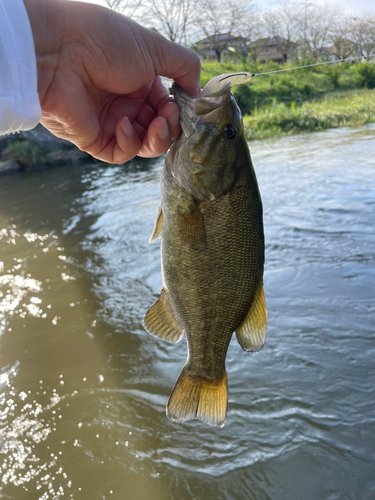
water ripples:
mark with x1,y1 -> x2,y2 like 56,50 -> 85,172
0,126 -> 374,499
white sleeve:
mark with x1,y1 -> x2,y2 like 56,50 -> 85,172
0,0 -> 42,135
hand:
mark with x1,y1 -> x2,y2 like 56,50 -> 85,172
23,0 -> 201,163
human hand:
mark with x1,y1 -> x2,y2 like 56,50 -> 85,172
23,0 -> 201,163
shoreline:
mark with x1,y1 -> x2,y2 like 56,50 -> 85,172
1,88 -> 374,175
243,89 -> 375,141
0,124 -> 92,175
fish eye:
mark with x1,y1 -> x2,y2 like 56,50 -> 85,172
223,123 -> 238,141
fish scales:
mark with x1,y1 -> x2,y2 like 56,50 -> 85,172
162,166 -> 262,374
143,76 -> 267,427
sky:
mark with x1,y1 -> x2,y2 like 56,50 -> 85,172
260,0 -> 373,15
70,0 -> 375,16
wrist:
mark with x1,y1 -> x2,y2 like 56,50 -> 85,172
23,0 -> 65,104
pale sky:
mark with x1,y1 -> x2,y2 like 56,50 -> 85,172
70,0 -> 374,15
260,0 -> 373,15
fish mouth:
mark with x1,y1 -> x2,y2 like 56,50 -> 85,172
172,83 -> 230,137
172,84 -> 197,137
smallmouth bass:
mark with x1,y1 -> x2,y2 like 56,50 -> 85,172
143,74 -> 266,427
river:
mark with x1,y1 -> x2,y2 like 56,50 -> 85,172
1,125 -> 374,500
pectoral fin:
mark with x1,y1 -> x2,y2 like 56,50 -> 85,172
143,289 -> 183,343
235,282 -> 267,352
178,207 -> 206,250
149,206 -> 163,243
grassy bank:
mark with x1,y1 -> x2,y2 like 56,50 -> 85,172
201,60 -> 375,139
243,89 -> 375,140
201,60 -> 375,114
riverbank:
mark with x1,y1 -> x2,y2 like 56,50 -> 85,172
1,61 -> 374,174
243,89 -> 375,140
201,60 -> 375,140
0,124 -> 92,175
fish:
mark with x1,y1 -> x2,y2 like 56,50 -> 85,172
143,73 -> 266,428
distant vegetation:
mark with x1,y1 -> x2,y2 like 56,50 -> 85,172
201,60 -> 375,139
243,89 -> 375,140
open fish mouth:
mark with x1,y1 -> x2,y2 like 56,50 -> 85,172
173,84 -> 230,137
173,72 -> 253,137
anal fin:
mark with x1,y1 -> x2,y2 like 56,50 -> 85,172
235,281 -> 267,352
143,289 -> 183,343
149,206 -> 163,243
167,367 -> 228,428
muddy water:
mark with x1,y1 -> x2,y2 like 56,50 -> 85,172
1,125 -> 375,500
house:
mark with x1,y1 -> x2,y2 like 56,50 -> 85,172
249,37 -> 285,64
195,33 -> 249,62
249,36 -> 304,64
319,46 -> 337,61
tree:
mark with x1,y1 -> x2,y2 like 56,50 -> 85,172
242,13 -> 266,62
302,3 -> 341,58
351,14 -> 375,58
144,0 -> 198,45
329,14 -> 357,60
194,0 -> 256,60
262,1 -> 303,62
103,0 -> 143,19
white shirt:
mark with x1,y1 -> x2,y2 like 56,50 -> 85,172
0,0 -> 42,135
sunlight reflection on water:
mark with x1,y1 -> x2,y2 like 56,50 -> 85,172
0,126 -> 375,500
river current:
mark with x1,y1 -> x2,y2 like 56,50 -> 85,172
0,125 -> 374,500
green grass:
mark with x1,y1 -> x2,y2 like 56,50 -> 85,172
6,140 -> 50,168
243,89 -> 375,140
200,60 -> 375,139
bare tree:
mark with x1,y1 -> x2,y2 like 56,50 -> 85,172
195,0 -> 255,37
302,3 -> 341,58
143,0 -> 198,45
193,0 -> 255,60
262,0 -> 303,62
103,0 -> 143,19
351,14 -> 375,58
329,14 -> 357,59
242,13 -> 266,62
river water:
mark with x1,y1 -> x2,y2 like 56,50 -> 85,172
0,125 -> 374,500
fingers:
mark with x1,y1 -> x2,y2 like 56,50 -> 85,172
81,77 -> 182,163
137,116 -> 172,158
85,99 -> 180,164
137,100 -> 181,158
159,101 -> 180,139
112,116 -> 142,163
113,98 -> 179,162
111,109 -> 178,163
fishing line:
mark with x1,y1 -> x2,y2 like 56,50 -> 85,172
252,54 -> 375,78
202,54 -> 375,94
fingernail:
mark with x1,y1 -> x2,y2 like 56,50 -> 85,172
157,123 -> 169,141
121,117 -> 133,137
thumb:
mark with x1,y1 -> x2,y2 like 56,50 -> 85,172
146,34 -> 201,96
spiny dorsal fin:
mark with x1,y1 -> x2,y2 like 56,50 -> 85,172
142,289 -> 183,343
235,281 -> 267,352
167,367 -> 227,428
178,208 -> 206,251
149,206 -> 163,243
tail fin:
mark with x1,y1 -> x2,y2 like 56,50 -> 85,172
166,367 -> 228,428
